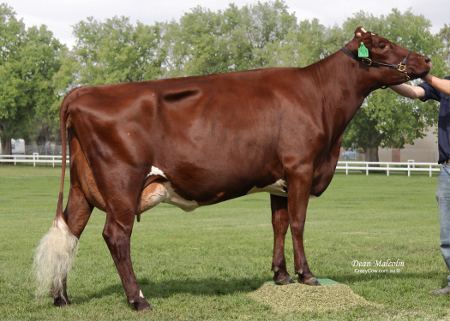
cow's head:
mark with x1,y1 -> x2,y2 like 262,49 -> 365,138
345,26 -> 431,85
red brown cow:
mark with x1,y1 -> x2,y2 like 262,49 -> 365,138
34,27 -> 430,310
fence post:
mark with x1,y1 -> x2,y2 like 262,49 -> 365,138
387,163 -> 390,176
345,162 -> 349,175
407,160 -> 415,177
366,163 -> 369,176
32,152 -> 38,167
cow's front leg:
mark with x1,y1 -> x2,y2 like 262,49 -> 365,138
270,194 -> 293,285
287,171 -> 319,286
103,211 -> 151,311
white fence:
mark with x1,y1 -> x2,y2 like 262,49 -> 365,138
335,160 -> 440,177
0,154 -> 67,167
0,154 -> 442,177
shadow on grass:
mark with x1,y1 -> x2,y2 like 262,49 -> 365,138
74,271 -> 447,305
74,276 -> 269,304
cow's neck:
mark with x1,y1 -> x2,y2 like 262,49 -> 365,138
309,45 -> 383,132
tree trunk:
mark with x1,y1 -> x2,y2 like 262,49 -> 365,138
37,125 -> 50,154
1,136 -> 12,155
364,147 -> 379,162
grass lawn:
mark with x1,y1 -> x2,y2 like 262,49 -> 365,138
1,166 -> 449,321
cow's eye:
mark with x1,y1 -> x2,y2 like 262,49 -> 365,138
379,42 -> 386,49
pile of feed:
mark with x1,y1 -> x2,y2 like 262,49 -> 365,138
248,280 -> 378,313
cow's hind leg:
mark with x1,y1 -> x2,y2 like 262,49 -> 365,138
95,166 -> 151,311
98,179 -> 168,311
103,205 -> 151,311
270,194 -> 293,285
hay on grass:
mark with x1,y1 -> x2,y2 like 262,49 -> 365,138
248,281 -> 379,314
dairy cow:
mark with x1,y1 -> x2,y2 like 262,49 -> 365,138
34,27 -> 430,310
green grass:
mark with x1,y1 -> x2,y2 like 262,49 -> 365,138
1,165 -> 449,321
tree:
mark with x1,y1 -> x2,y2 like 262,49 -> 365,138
163,1 -> 300,76
341,9 -> 445,161
0,5 -> 64,154
72,16 -> 166,85
261,18 -> 328,67
163,7 -> 227,76
0,4 -> 25,154
438,24 -> 450,69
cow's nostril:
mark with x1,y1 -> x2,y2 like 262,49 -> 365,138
425,56 -> 431,63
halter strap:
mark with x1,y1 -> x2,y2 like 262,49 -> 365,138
341,46 -> 410,81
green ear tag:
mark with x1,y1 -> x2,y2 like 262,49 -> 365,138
358,42 -> 369,58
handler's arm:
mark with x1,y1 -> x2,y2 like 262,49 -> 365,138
390,83 -> 425,99
423,74 -> 450,96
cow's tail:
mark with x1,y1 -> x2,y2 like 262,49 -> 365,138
33,92 -> 78,300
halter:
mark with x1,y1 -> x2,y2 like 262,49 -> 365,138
341,46 -> 411,81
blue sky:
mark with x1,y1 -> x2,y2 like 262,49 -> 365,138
4,0 -> 448,47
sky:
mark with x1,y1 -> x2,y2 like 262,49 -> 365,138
3,0 -> 449,48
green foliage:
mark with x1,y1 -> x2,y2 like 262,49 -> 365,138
438,24 -> 450,70
0,4 -> 25,152
49,48 -> 77,129
164,1 -> 301,76
263,18 -> 329,67
0,4 -> 64,153
0,3 -> 24,64
72,16 -> 165,84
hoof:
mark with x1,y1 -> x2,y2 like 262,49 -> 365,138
299,275 -> 320,286
274,273 -> 295,285
53,296 -> 70,307
131,298 -> 152,311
